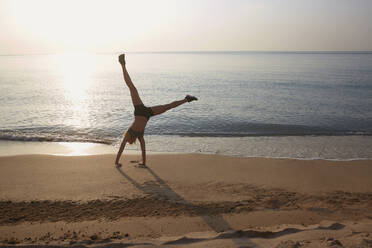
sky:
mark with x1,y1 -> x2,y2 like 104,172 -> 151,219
0,0 -> 371,54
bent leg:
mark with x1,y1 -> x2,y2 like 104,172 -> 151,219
151,98 -> 188,116
121,65 -> 143,106
115,134 -> 129,165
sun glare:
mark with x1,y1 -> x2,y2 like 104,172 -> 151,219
53,53 -> 97,127
10,1 -> 110,49
55,54 -> 95,98
9,0 -> 170,53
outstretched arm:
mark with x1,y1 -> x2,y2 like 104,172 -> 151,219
138,136 -> 146,166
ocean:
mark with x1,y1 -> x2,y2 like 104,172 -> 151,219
1,51 -> 372,159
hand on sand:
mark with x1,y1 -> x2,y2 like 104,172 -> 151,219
118,54 -> 125,65
130,160 -> 147,168
137,163 -> 147,168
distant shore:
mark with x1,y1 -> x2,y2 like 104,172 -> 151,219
1,154 -> 371,247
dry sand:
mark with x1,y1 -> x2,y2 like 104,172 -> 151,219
0,154 -> 372,247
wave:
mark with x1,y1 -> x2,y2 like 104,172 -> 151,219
0,126 -> 371,145
167,131 -> 372,137
0,130 -> 114,144
147,121 -> 372,137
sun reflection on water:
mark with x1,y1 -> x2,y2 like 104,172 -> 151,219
54,54 -> 97,128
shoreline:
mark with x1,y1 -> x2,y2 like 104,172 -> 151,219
1,154 -> 372,247
1,138 -> 372,161
1,152 -> 372,163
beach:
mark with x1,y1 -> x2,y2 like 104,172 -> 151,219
1,154 -> 372,247
1,0 -> 372,246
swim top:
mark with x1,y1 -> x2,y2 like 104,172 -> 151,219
128,127 -> 144,138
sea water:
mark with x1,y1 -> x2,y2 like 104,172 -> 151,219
1,52 -> 372,159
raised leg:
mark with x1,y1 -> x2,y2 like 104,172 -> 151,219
119,54 -> 143,106
151,99 -> 188,116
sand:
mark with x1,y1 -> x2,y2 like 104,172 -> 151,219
0,154 -> 372,247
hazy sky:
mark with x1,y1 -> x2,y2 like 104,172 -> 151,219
0,0 -> 371,54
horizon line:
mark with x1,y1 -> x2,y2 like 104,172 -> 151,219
1,50 -> 372,56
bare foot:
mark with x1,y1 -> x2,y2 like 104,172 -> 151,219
115,163 -> 122,168
185,95 -> 198,102
118,54 -> 125,65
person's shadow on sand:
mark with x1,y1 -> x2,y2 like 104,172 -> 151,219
115,165 -> 257,247
116,165 -> 231,232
